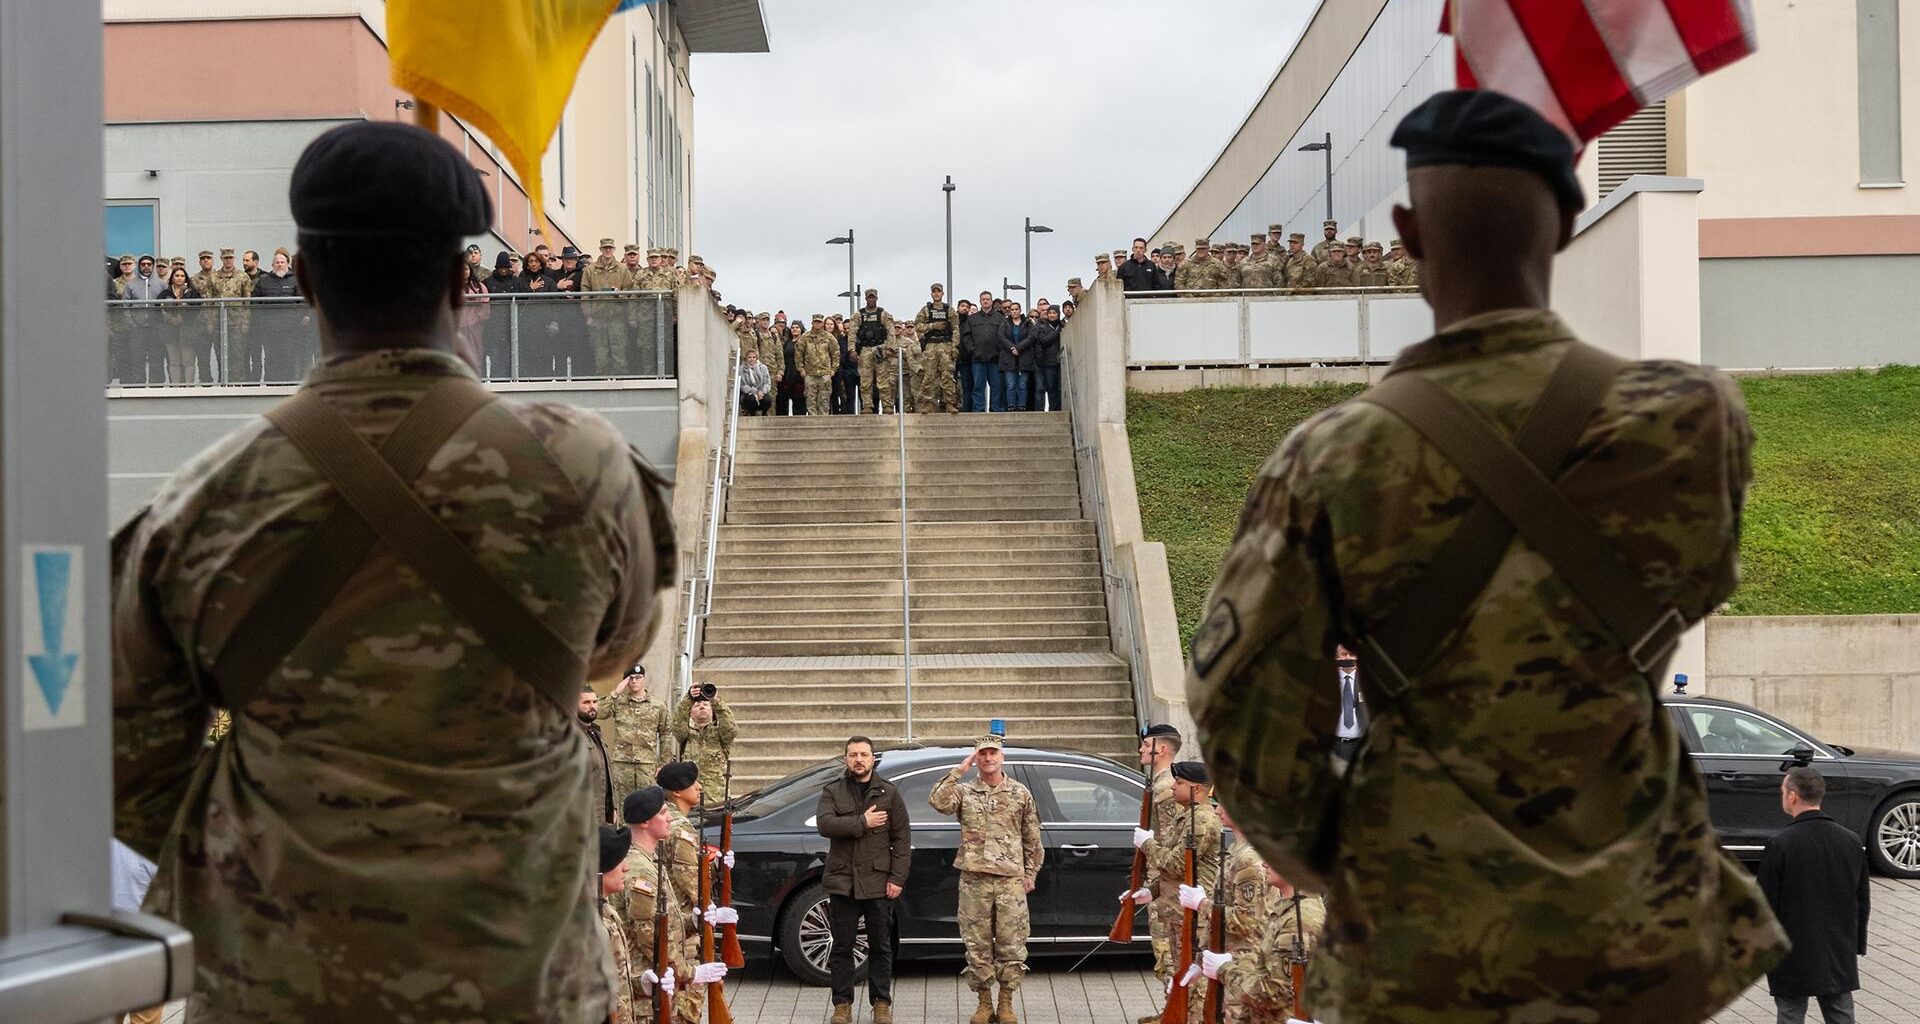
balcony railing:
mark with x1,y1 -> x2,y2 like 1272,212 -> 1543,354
1122,286 -> 1426,367
104,292 -> 677,387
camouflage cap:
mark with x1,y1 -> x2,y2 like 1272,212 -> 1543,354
1094,253 -> 1112,264
974,734 -> 1004,751
1389,238 -> 1405,248
1251,233 -> 1266,243
1067,277 -> 1084,287
599,237 -> 617,248
117,253 -> 136,263
219,247 -> 236,258
810,313 -> 825,321
1363,240 -> 1383,252
1194,238 -> 1211,248
931,282 -> 945,291
625,244 -> 642,254
1323,219 -> 1339,229
1346,236 -> 1363,245
864,287 -> 878,296
197,249 -> 214,259
1289,232 -> 1306,242
688,255 -> 705,265
1268,223 -> 1285,234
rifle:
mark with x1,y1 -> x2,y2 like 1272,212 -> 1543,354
1159,801 -> 1198,1024
653,823 -> 675,1024
1108,765 -> 1154,943
696,804 -> 735,1024
1287,892 -> 1309,1023
718,764 -> 745,968
1200,832 -> 1229,1024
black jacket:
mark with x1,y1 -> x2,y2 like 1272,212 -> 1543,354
580,721 -> 614,825
966,311 -> 1006,364
1030,318 -> 1062,367
999,316 -> 1039,371
816,772 -> 912,900
1757,810 -> 1871,999
252,270 -> 300,299
1117,256 -> 1165,293
486,270 -> 526,295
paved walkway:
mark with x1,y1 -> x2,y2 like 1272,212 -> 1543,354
722,877 -> 1920,1024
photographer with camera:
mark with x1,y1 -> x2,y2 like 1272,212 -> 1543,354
671,682 -> 737,809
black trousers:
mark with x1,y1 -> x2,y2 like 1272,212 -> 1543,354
828,893 -> 896,1006
740,391 -> 772,415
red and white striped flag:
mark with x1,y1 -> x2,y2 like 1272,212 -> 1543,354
1446,0 -> 1757,146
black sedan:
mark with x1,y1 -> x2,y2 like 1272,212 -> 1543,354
1662,685 -> 1920,877
705,744 -> 1152,984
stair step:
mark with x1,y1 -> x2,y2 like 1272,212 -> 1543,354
705,620 -> 1107,642
709,577 -> 1104,598
706,605 -> 1109,626
709,591 -> 1107,613
692,669 -> 1130,691
702,637 -> 1113,656
712,560 -> 1103,583
718,521 -> 1093,540
727,508 -> 1083,525
714,549 -> 1096,569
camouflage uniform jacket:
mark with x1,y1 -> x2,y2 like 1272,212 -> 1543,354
1219,892 -> 1326,1017
928,770 -> 1043,881
663,807 -> 704,937
1145,802 -> 1222,896
205,268 -> 255,332
1221,842 -> 1270,957
1174,256 -> 1231,292
1350,260 -> 1390,288
601,898 -> 637,1024
608,690 -> 666,765
583,257 -> 629,294
797,328 -> 839,376
670,696 -> 737,800
1386,259 -> 1419,288
1309,238 -> 1336,263
112,348 -> 675,1024
1281,252 -> 1315,289
632,268 -> 679,291
1235,258 -> 1277,290
914,301 -> 960,346
1186,308 -> 1786,1022
1141,768 -> 1178,892
1309,262 -> 1356,288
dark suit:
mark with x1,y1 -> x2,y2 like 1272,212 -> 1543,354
1758,810 -> 1871,1023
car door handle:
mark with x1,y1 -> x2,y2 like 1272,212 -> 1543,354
1717,773 -> 1742,781
1061,844 -> 1098,856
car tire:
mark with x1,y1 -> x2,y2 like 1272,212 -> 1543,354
778,881 -> 867,987
1868,791 -> 1920,879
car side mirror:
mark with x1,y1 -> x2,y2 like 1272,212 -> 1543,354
1785,745 -> 1816,767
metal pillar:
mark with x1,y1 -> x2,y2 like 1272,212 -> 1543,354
942,177 -> 955,300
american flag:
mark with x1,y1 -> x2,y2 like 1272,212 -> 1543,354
1447,0 -> 1758,146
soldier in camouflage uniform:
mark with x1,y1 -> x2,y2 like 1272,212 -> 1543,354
111,122 -> 675,1024
1309,245 -> 1356,289
1122,724 -> 1180,1020
621,787 -> 684,1021
851,289 -> 895,413
1174,238 -> 1230,293
601,824 -> 639,1024
608,663 -> 667,799
657,762 -> 730,1024
205,248 -> 255,382
1200,802 -> 1324,1024
670,685 -> 736,807
914,283 -> 962,413
1279,234 -> 1315,289
1237,237 -> 1278,290
877,319 -> 917,413
798,314 -> 838,416
583,237 -> 633,375
1385,239 -> 1420,288
1351,241 -> 1390,287
1308,220 -> 1339,263
1143,762 -> 1221,1024
929,735 -> 1044,1024
1187,90 -> 1786,1024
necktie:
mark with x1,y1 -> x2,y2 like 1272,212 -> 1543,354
1341,672 -> 1357,731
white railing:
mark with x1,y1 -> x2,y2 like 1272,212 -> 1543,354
678,344 -> 742,696
1123,287 -> 1427,367
1061,349 -> 1151,733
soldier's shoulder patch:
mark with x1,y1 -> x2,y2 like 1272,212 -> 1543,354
1191,599 -> 1240,678
634,878 -> 656,895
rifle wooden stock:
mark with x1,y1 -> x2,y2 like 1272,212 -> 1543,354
698,816 -> 734,1024
1109,774 -> 1154,943
719,797 -> 745,968
1159,805 -> 1198,1024
1200,835 -> 1229,1024
1290,962 -> 1308,1022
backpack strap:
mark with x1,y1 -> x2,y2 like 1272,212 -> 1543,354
1351,342 -> 1685,697
212,376 -> 586,718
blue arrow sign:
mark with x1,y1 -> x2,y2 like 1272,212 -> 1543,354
28,550 -> 78,716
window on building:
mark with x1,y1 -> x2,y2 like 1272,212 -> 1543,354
1597,100 -> 1668,199
104,201 -> 157,259
1858,0 -> 1904,185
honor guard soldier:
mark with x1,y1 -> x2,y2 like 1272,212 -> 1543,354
600,824 -> 639,1024
657,762 -> 729,1024
930,733 -> 1044,1024
1123,724 -> 1182,1018
914,283 -> 962,412
1187,89 -> 1787,1024
1141,761 -> 1220,1024
111,121 -> 675,1024
621,787 -> 682,1020
608,663 -> 667,797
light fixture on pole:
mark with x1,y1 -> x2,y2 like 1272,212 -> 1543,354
943,176 -> 956,300
1002,278 -> 1027,304
1023,217 -> 1053,302
1296,132 -> 1333,225
826,231 -> 855,319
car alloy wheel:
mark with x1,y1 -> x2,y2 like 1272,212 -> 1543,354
1872,794 -> 1920,878
781,882 -> 869,985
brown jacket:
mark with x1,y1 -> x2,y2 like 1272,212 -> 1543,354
816,771 -> 911,900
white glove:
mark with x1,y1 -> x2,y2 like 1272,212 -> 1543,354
692,962 -> 728,985
1178,963 -> 1202,988
1201,950 -> 1233,980
1133,827 -> 1154,849
723,851 -> 736,869
703,904 -> 740,926
659,967 -> 677,998
1178,884 -> 1208,911
1127,887 -> 1153,905
636,969 -> 659,995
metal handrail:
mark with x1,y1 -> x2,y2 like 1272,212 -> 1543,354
895,345 -> 913,742
680,344 -> 742,695
1061,350 -> 1151,732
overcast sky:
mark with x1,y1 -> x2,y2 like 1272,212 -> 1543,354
691,0 -> 1313,318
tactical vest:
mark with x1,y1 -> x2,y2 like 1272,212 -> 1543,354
857,308 -> 887,345
920,302 -> 953,344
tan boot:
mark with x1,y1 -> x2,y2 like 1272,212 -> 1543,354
969,989 -> 995,1024
873,1000 -> 893,1024
996,986 -> 1018,1024
831,1003 -> 853,1024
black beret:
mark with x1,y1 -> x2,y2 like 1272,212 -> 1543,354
656,761 -> 700,792
1390,89 -> 1584,213
627,663 -> 647,678
599,824 -> 633,873
290,121 -> 492,241
1171,760 -> 1212,784
1142,723 -> 1182,740
623,786 -> 666,825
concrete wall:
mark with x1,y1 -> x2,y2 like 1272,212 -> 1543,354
1705,615 -> 1920,753
1553,177 -> 1706,365
1702,255 -> 1920,369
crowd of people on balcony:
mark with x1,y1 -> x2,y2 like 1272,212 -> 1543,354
1101,221 -> 1419,294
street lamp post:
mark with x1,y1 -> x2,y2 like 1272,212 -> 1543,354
1023,217 -> 1053,301
827,231 -> 855,319
1297,132 -> 1333,225
943,176 -> 956,300
1002,278 -> 1027,304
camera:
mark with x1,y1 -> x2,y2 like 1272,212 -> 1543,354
690,682 -> 717,702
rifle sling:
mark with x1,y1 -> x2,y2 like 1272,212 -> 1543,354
1351,342 -> 1684,696
212,376 -> 586,719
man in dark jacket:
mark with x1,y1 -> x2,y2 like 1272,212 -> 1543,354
816,736 -> 911,1024
954,299 -> 977,412
482,252 -> 525,377
1758,767 -> 1871,1024
1116,238 -> 1166,292
966,297 -> 1006,413
1031,305 -> 1063,412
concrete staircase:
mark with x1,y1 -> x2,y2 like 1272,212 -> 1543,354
695,412 -> 1138,792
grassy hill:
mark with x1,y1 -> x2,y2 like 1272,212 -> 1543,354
1129,366 -> 1919,648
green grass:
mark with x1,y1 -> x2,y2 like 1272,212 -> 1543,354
1129,367 -> 1920,645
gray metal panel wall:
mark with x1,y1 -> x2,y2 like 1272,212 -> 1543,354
1701,255 -> 1920,369
106,386 -> 682,528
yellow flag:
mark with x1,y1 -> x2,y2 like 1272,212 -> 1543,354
388,0 -> 619,241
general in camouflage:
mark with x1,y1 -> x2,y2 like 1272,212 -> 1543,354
1187,308 -> 1787,1023
112,348 -> 675,1024
671,694 -> 737,808
929,739 -> 1044,992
